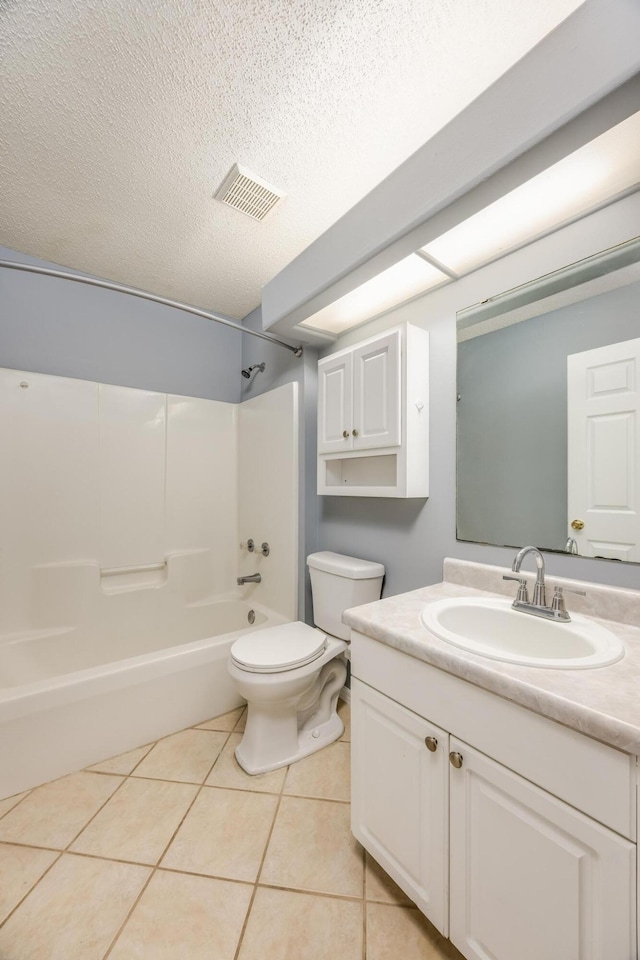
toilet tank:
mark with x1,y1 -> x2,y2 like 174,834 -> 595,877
307,551 -> 384,641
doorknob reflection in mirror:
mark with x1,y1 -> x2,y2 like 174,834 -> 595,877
571,519 -> 585,530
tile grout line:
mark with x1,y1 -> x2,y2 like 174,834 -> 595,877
231,749 -> 290,960
2,707 -> 377,954
0,849 -> 65,930
100,725 -> 237,960
0,710 -> 247,939
244,879 -> 373,906
231,708 -> 361,956
0,791 -> 33,823
88,710 -> 245,775
362,846 -> 367,960
0,835 -> 387,905
97,771 -> 287,792
281,790 -> 350,805
0,770 -> 134,932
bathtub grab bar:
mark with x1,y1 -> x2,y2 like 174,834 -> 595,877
100,561 -> 167,578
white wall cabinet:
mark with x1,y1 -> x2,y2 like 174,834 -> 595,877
317,323 -> 428,497
351,643 -> 637,960
317,351 -> 353,454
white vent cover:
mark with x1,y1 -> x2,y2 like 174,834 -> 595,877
214,164 -> 284,221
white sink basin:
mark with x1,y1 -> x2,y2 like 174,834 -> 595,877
420,597 -> 624,669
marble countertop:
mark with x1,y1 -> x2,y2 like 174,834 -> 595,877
343,559 -> 640,754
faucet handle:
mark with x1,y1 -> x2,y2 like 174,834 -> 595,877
552,584 -> 586,603
503,574 -> 529,603
558,585 -> 586,597
551,584 -> 586,617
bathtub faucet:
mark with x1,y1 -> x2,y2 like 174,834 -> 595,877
237,573 -> 261,585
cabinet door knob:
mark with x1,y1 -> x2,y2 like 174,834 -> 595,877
342,430 -> 349,438
352,428 -> 359,437
571,519 -> 585,530
424,736 -> 438,752
449,751 -> 463,769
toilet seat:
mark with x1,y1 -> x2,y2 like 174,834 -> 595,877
230,621 -> 328,674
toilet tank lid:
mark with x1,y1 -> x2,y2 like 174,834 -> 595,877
307,551 -> 385,580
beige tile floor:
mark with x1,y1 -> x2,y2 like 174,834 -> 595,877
0,700 -> 464,959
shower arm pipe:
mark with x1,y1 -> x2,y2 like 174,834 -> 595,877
0,259 -> 304,357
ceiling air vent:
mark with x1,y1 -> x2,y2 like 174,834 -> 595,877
214,164 -> 284,221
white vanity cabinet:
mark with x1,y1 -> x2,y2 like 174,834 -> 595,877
317,323 -> 428,497
351,680 -> 448,931
351,635 -> 637,960
448,737 -> 635,960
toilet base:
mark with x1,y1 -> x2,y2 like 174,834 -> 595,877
235,708 -> 344,775
233,650 -> 347,775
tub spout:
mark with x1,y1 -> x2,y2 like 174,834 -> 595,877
237,573 -> 261,585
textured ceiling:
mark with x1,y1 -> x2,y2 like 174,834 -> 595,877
0,0 -> 583,319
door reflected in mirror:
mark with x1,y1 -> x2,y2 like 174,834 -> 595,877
456,236 -> 640,563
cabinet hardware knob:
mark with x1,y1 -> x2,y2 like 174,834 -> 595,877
449,751 -> 463,769
342,430 -> 349,438
571,519 -> 585,530
352,428 -> 359,437
424,737 -> 438,752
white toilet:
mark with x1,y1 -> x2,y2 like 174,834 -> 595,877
228,551 -> 384,774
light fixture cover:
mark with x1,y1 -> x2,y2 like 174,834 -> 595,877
299,255 -> 448,335
421,111 -> 640,275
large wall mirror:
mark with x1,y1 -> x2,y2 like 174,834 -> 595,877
456,236 -> 640,563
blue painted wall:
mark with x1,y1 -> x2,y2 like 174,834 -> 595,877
0,245 -> 241,402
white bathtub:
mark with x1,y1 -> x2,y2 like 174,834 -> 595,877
0,598 -> 287,800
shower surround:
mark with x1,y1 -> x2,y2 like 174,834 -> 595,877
0,368 -> 298,799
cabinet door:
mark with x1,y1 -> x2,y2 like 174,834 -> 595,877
318,352 -> 353,453
351,679 -> 448,933
448,738 -> 635,960
352,329 -> 401,450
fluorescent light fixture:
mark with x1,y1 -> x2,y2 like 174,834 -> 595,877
299,254 -> 448,335
421,111 -> 640,275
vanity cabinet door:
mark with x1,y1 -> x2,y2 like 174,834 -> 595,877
448,738 -> 636,960
351,679 -> 448,934
318,351 -> 353,453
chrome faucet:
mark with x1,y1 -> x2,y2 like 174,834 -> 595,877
512,545 -> 546,606
237,573 -> 261,585
503,546 -> 585,622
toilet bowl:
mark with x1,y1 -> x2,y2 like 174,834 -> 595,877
228,552 -> 384,775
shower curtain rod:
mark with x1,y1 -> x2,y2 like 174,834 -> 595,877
0,259 -> 304,357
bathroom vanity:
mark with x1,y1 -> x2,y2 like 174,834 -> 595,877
344,560 -> 640,960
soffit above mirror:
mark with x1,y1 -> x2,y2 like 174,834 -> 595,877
298,109 -> 640,338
